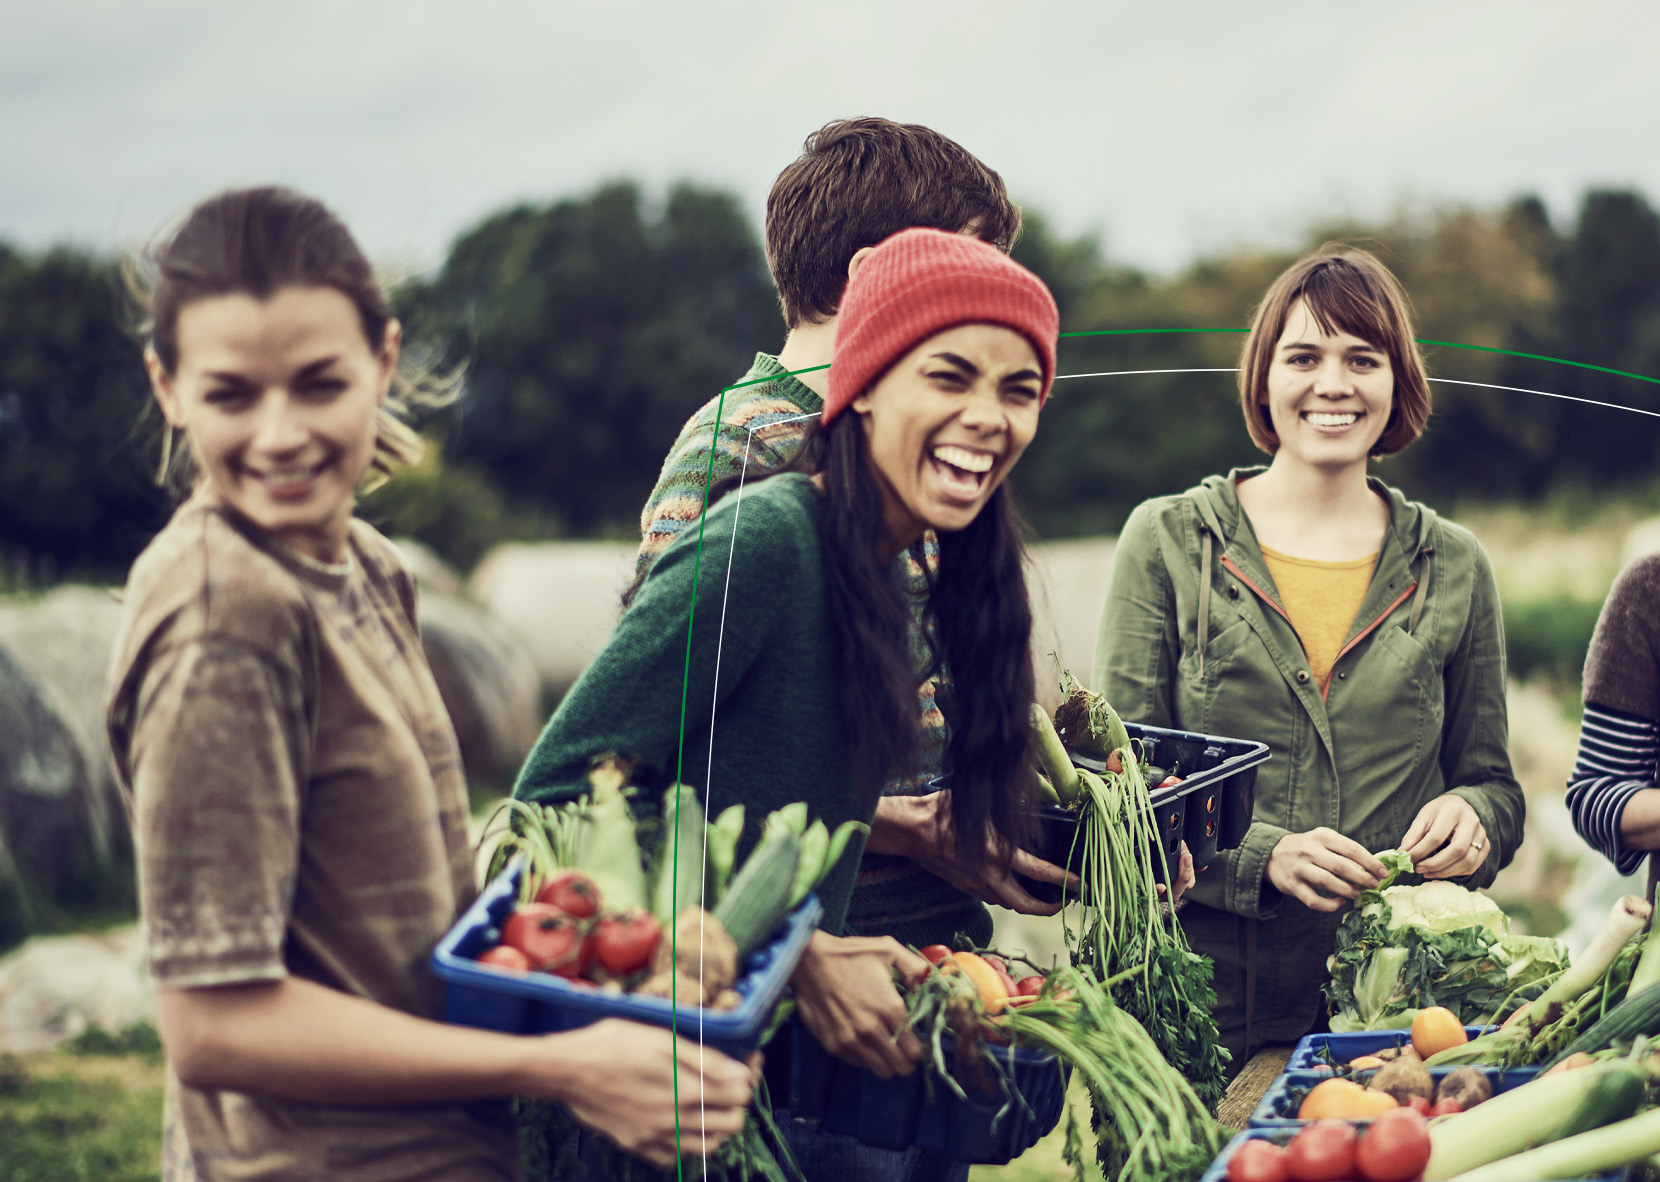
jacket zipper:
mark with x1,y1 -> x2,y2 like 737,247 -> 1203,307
1219,554 -> 1419,704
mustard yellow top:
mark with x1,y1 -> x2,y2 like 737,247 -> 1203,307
1259,543 -> 1379,687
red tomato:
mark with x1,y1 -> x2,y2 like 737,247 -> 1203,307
535,869 -> 601,919
1355,1107 -> 1431,1182
982,955 -> 1008,972
1015,975 -> 1045,997
919,945 -> 953,965
1404,1095 -> 1431,1117
502,904 -> 589,976
477,944 -> 530,972
1228,1140 -> 1289,1182
1286,1121 -> 1356,1182
592,908 -> 662,977
1429,1097 -> 1462,1118
1159,775 -> 1183,788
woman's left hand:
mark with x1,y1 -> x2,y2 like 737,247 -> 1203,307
1156,842 -> 1197,906
1400,794 -> 1489,879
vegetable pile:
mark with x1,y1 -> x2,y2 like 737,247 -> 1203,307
1323,850 -> 1569,1032
1294,1012 -> 1491,1120
481,757 -> 865,1182
479,762 -> 861,1011
1425,892 -> 1654,1069
897,940 -> 1224,1182
1422,1043 -> 1657,1181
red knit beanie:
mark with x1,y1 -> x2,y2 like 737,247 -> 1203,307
823,227 -> 1059,425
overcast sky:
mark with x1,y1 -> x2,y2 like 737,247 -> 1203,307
3,0 -> 1658,277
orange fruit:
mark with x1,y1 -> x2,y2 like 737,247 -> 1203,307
1297,1078 -> 1399,1120
943,951 -> 1010,1013
1410,1007 -> 1468,1059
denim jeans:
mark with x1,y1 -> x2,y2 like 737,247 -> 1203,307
772,1110 -> 970,1182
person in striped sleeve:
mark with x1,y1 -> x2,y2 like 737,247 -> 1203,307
1568,555 -> 1660,874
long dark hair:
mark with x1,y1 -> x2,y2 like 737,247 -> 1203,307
685,412 -> 1038,861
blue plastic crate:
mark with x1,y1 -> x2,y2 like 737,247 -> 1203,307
1249,1066 -> 1538,1128
786,1020 -> 1071,1164
1201,1127 -> 1630,1182
430,855 -> 821,1059
1286,1026 -> 1495,1069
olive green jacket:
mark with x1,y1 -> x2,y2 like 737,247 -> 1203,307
1092,469 -> 1525,1065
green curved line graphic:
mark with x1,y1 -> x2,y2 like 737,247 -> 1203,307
1412,338 -> 1660,387
1052,327 -> 1660,388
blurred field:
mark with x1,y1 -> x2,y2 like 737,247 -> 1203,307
0,1024 -> 164,1182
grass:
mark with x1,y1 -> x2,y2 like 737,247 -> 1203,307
0,1024 -> 166,1181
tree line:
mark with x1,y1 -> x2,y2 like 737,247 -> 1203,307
3,184 -> 1659,582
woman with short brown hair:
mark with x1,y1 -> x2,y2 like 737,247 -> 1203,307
1092,246 -> 1524,1073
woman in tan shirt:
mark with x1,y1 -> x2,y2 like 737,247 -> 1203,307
104,186 -> 753,1181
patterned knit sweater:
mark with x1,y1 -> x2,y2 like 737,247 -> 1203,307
633,353 -> 993,948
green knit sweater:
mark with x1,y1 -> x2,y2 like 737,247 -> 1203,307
513,473 -> 866,934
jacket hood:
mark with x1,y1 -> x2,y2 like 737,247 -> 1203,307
1187,467 -> 1437,557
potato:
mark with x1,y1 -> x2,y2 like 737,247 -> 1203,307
1370,1047 -> 1435,1104
1435,1066 -> 1493,1109
635,969 -> 707,1007
649,907 -> 739,997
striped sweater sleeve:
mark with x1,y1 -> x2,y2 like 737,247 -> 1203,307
1566,701 -> 1660,876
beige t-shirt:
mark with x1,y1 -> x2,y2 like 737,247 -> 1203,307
105,496 -> 518,1181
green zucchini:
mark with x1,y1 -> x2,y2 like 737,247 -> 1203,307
789,820 -> 829,909
1549,1059 -> 1646,1142
821,820 -> 866,887
771,802 -> 809,838
652,784 -> 706,924
714,831 -> 801,959
705,804 -> 745,906
1543,982 -> 1660,1069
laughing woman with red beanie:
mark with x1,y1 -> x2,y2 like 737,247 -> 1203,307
514,227 -> 1060,1180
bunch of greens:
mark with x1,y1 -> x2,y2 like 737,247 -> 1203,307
1034,675 -> 1229,1182
1323,847 -> 1569,1032
1000,965 -> 1224,1182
